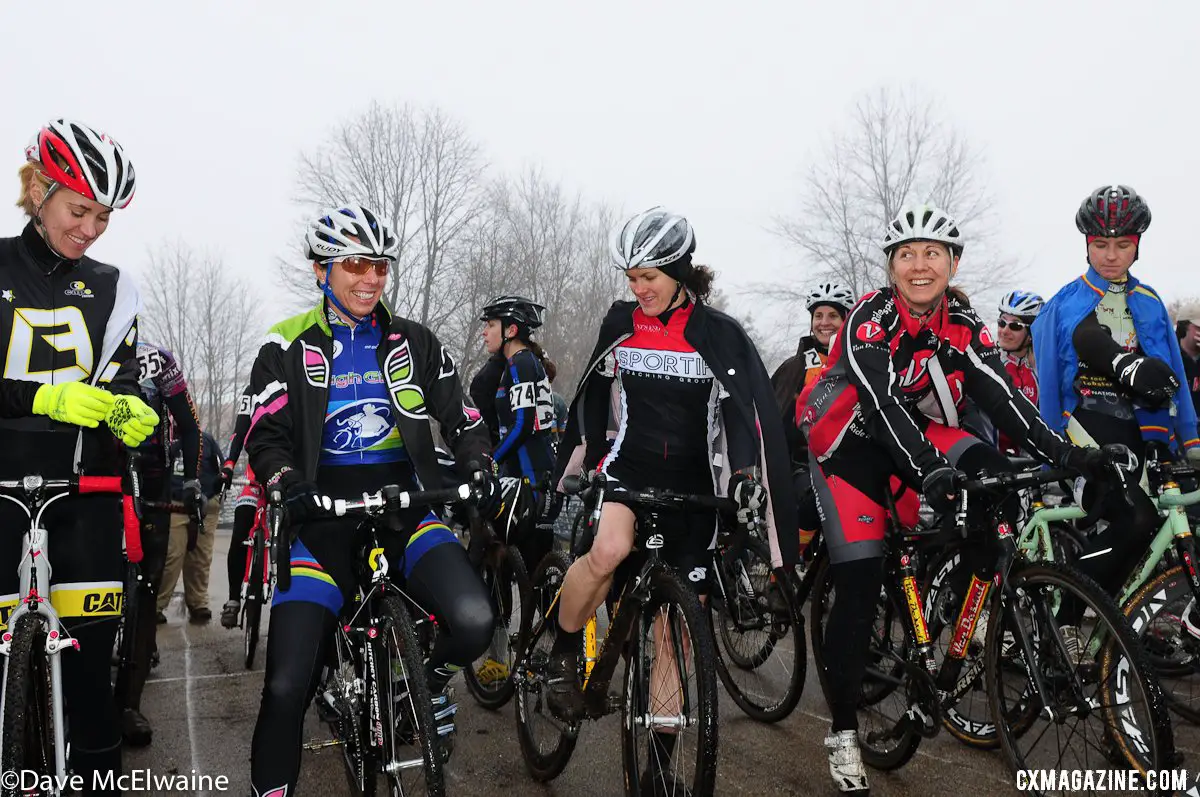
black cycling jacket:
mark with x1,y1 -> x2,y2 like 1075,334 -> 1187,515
0,223 -> 141,478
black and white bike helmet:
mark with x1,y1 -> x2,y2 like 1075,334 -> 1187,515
804,282 -> 855,314
610,207 -> 696,271
882,203 -> 964,257
305,204 -> 399,262
479,295 -> 546,331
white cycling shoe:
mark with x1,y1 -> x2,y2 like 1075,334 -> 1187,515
825,729 -> 870,794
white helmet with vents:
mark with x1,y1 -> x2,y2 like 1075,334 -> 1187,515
305,204 -> 399,262
610,207 -> 695,270
997,290 -> 1044,319
804,282 -> 855,314
882,203 -> 963,256
25,119 -> 136,210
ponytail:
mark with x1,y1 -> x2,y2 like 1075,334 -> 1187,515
682,263 -> 715,302
524,337 -> 556,382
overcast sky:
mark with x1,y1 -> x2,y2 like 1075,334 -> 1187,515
3,1 -> 1197,354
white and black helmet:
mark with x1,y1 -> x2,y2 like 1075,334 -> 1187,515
610,207 -> 696,271
804,282 -> 855,314
305,204 -> 399,262
998,290 -> 1044,320
25,119 -> 136,210
882,203 -> 964,257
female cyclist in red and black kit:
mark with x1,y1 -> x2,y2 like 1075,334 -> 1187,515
801,204 -> 1114,794
548,207 -> 798,792
994,290 -> 1043,455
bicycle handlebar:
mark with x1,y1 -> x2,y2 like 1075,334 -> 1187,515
603,486 -> 736,513
329,483 -> 473,518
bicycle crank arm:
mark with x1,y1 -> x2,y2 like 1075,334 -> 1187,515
302,738 -> 345,750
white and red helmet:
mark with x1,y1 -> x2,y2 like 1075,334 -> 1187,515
25,119 -> 136,210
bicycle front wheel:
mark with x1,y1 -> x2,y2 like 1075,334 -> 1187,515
1124,564 -> 1200,724
465,545 -> 529,710
621,566 -> 718,797
710,537 -> 805,722
243,532 -> 265,670
987,561 -> 1175,795
1,613 -> 57,796
376,594 -> 445,797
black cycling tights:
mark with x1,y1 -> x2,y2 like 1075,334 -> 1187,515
250,541 -> 492,795
823,442 -> 1014,732
1060,408 -> 1159,624
227,503 -> 256,602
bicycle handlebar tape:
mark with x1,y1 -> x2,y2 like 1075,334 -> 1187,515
123,495 -> 143,563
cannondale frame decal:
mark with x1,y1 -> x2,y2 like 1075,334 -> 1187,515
300,341 -> 330,388
384,342 -> 426,418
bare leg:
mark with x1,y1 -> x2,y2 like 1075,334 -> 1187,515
559,502 -> 635,633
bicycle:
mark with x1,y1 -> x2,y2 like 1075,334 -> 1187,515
809,464 -> 1176,794
230,481 -> 275,670
461,506 -> 530,711
295,481 -> 474,797
0,459 -> 143,795
514,475 -> 720,796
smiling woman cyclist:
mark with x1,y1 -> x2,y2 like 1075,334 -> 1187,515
801,203 -> 1113,795
245,204 -> 502,796
0,118 -> 158,792
1034,185 -> 1200,609
549,206 -> 798,788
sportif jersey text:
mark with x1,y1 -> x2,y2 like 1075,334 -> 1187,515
605,303 -> 713,470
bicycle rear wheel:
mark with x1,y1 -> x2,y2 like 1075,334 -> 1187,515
1,613 -> 57,796
810,555 -> 921,771
987,561 -> 1175,795
465,545 -> 529,710
710,537 -> 805,722
376,594 -> 445,796
1123,565 -> 1200,724
243,531 -> 265,670
514,550 -> 579,781
621,566 -> 718,797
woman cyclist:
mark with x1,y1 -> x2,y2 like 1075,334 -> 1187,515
479,295 -> 557,565
801,203 -> 1113,794
548,206 -> 798,790
995,290 -> 1043,455
245,204 -> 502,795
219,383 -> 256,629
0,118 -> 158,791
1033,185 -> 1200,614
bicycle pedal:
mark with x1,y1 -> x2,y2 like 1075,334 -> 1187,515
433,702 -> 458,723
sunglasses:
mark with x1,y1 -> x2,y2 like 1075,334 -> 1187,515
326,256 -> 390,277
997,319 -> 1027,332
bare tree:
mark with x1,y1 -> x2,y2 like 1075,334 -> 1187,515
770,87 -> 1019,316
285,103 -> 486,331
1168,295 -> 1200,325
141,241 -> 261,441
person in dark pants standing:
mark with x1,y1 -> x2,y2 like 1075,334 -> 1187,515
1176,310 -> 1200,416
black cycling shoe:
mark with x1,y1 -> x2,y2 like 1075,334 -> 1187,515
220,600 -> 240,629
121,708 -> 152,747
544,651 -> 585,722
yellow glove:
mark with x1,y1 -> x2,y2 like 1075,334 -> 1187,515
105,394 -> 160,447
32,382 -> 116,428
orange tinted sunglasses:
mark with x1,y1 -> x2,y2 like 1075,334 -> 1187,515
332,256 -> 390,276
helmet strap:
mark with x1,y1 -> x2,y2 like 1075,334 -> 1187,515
320,267 -> 368,325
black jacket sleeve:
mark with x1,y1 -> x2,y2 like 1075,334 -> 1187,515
416,326 -> 492,478
225,384 -> 253,467
0,379 -> 41,418
469,354 -> 505,446
245,340 -> 301,489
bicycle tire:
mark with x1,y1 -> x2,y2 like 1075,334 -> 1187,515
377,594 -> 445,796
1124,564 -> 1200,724
322,630 -> 374,796
514,550 -> 579,781
809,555 -> 922,771
1,613 -> 56,795
465,545 -> 529,710
621,566 -> 718,797
243,531 -> 264,670
710,537 -> 805,723
114,560 -> 140,676
986,561 -> 1175,794
922,543 -> 999,749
